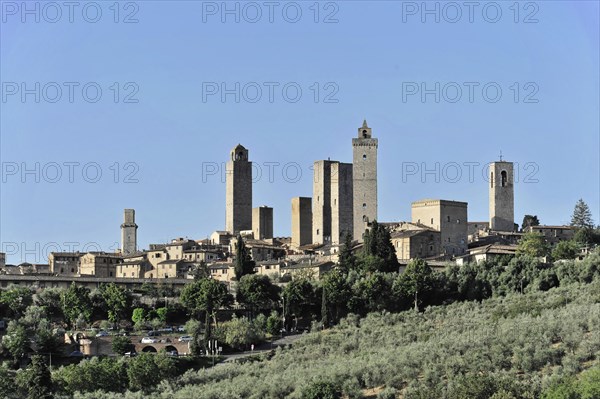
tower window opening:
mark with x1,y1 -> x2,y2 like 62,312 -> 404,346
447,216 -> 450,222
491,172 -> 494,188
363,203 -> 366,208
363,154 -> 367,160
501,170 -> 507,187
431,218 -> 434,225
362,130 -> 368,138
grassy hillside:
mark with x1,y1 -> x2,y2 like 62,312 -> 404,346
71,280 -> 600,399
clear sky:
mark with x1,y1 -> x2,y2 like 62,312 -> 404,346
1,0 -> 599,264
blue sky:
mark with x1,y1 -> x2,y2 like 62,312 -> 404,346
1,1 -> 599,264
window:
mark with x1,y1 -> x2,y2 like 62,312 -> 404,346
491,172 -> 494,188
363,154 -> 367,160
317,229 -> 320,235
501,170 -> 507,187
362,130 -> 368,138
131,272 -> 134,277
431,218 -> 434,225
363,215 -> 368,222
447,216 -> 450,222
456,219 -> 460,224
363,203 -> 366,208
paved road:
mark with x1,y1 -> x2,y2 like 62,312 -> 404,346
217,333 -> 305,365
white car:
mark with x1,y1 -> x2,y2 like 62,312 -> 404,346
96,331 -> 109,337
178,335 -> 193,342
141,337 -> 158,344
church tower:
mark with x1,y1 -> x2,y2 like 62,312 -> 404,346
226,144 -> 253,234
489,159 -> 515,231
352,120 -> 378,241
121,209 -> 138,255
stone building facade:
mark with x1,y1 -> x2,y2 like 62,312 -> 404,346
489,161 -> 515,232
120,209 -> 138,255
411,199 -> 468,256
391,229 -> 442,261
291,197 -> 312,248
49,252 -> 83,276
226,144 -> 252,234
352,120 -> 378,242
79,252 -> 122,278
253,206 -> 273,240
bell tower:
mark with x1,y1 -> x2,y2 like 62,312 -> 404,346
489,157 -> 515,232
226,144 -> 253,234
352,120 -> 378,241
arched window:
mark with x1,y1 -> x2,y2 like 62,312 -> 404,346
362,130 -> 368,138
501,170 -> 507,187
363,154 -> 367,160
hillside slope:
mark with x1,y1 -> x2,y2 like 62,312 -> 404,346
73,281 -> 600,399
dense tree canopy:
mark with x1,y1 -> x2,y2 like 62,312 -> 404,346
236,274 -> 280,314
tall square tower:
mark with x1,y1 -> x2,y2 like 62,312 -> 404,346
253,206 -> 273,240
226,144 -> 253,234
331,162 -> 354,244
353,120 -> 378,241
313,160 -> 333,244
121,208 -> 138,255
291,197 -> 312,248
489,161 -> 515,231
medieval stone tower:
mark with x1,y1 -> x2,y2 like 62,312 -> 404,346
489,160 -> 515,232
226,144 -> 253,234
121,209 -> 138,255
352,120 -> 378,241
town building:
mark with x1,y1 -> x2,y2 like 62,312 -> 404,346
456,244 -> 518,265
411,199 -> 468,256
79,252 -> 122,278
524,225 -> 575,246
49,252 -> 83,276
391,229 -> 442,261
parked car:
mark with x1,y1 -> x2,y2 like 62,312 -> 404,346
147,330 -> 161,337
178,335 -> 193,342
96,331 -> 109,337
124,351 -> 137,357
69,350 -> 84,357
160,326 -> 174,333
141,337 -> 158,344
167,350 -> 178,357
177,326 -> 185,332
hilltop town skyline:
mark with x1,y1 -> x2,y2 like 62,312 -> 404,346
2,118 -> 596,264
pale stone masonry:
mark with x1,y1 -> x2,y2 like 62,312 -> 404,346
291,197 -> 312,248
489,161 -> 515,232
313,160 -> 353,244
121,209 -> 138,255
253,206 -> 274,240
411,199 -> 468,256
352,120 -> 378,241
226,144 -> 252,234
